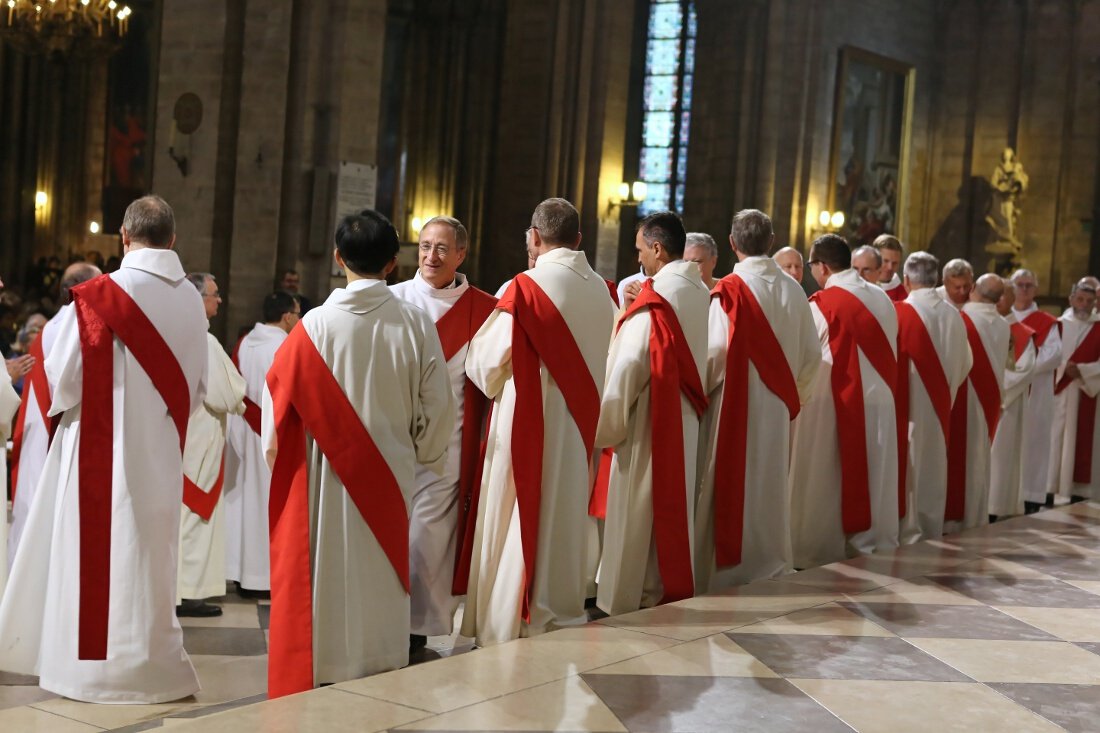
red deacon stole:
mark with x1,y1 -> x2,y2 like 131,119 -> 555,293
945,312 -> 1002,521
1054,321 -> 1100,484
70,275 -> 192,661
1021,310 -> 1059,349
431,286 -> 498,596
230,336 -> 263,435
610,280 -> 707,602
265,325 -> 411,698
182,459 -> 226,522
8,333 -> 51,499
884,282 -> 907,302
496,273 -> 601,621
1011,321 -> 1036,362
809,286 -> 897,534
894,302 -> 953,514
711,275 -> 799,567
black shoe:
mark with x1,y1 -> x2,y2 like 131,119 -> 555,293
237,586 -> 271,600
1045,493 -> 1056,508
1071,495 -> 1089,504
1024,501 -> 1043,514
176,600 -> 223,617
409,634 -> 428,653
989,514 -> 999,524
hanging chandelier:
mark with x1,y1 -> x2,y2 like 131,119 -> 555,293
1,0 -> 132,58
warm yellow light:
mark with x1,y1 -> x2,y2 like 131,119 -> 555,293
35,191 -> 47,209
830,211 -> 845,229
818,210 -> 831,227
107,0 -> 116,9
618,182 -> 631,201
631,181 -> 648,202
411,216 -> 423,233
89,221 -> 100,234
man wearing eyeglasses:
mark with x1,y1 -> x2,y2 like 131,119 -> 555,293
789,233 -> 900,567
176,273 -> 247,619
1009,269 -> 1062,512
390,216 -> 497,652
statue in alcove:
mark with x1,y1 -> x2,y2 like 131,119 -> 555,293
985,147 -> 1029,273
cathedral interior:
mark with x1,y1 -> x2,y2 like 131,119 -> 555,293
3,1 -> 1100,731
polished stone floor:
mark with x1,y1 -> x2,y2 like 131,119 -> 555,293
7,503 -> 1100,731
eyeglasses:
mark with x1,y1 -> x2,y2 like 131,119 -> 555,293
418,243 -> 453,258
203,290 -> 221,299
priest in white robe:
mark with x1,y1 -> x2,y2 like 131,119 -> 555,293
1010,269 -> 1063,510
873,235 -> 907,302
936,258 -> 974,309
223,291 -> 299,595
391,215 -> 497,647
773,247 -> 805,287
8,263 -> 100,564
696,210 -> 819,591
262,210 -> 453,696
989,278 -> 1037,519
462,198 -> 615,645
177,273 -> 247,617
0,274 -> 22,597
895,252 -> 971,544
596,211 -> 709,615
789,234 -> 899,567
0,196 -> 209,703
1048,279 -> 1100,500
944,274 -> 1012,532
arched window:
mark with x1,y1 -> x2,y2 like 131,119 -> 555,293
638,0 -> 696,215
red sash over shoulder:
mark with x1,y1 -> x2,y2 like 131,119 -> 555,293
810,286 -> 897,534
604,278 -> 621,307
182,460 -> 226,522
1021,310 -> 1059,348
71,275 -> 191,661
496,273 -> 601,621
711,275 -> 799,566
266,325 -> 411,698
884,282 -> 907,302
9,334 -> 51,499
1054,321 -> 1100,484
432,286 -> 498,596
895,302 -> 952,511
945,312 -> 1002,521
610,280 -> 706,602
1011,321 -> 1036,363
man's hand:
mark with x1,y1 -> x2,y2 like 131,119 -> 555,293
623,280 -> 643,308
1065,361 -> 1082,381
6,354 -> 34,381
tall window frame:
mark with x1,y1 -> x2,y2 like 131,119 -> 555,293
638,0 -> 696,215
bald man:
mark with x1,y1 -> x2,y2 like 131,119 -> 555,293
9,262 -> 102,562
945,274 -> 1012,531
772,247 -> 804,285
852,246 -> 882,283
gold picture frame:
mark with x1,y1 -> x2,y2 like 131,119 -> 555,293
827,46 -> 916,245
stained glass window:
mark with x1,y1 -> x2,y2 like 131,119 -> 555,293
639,0 -> 696,215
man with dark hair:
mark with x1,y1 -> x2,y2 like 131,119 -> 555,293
278,268 -> 313,313
223,290 -> 300,599
595,210 -> 707,614
1049,278 -> 1100,502
462,197 -> 614,645
696,209 -> 820,590
873,234 -> 907,301
0,195 -> 209,702
944,274 -> 1012,531
177,273 -> 246,619
390,214 -> 496,650
263,209 -> 453,695
789,233 -> 901,567
9,261 -> 100,560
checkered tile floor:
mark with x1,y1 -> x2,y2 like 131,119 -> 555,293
7,504 -> 1100,731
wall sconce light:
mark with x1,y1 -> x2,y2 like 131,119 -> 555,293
89,221 -> 101,235
817,210 -> 846,232
35,191 -> 48,211
608,181 -> 649,217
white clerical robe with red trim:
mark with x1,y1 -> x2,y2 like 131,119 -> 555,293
989,317 -> 1036,517
0,247 -> 208,703
944,302 -> 1011,533
595,260 -> 709,615
178,331 -> 246,600
461,247 -> 614,645
789,268 -> 899,568
1013,304 -> 1062,504
1048,313 -> 1100,499
898,288 -> 972,544
223,322 -> 286,591
261,278 -> 453,686
695,256 -> 820,591
8,309 -> 62,565
390,270 -> 490,636
0,373 -> 20,596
